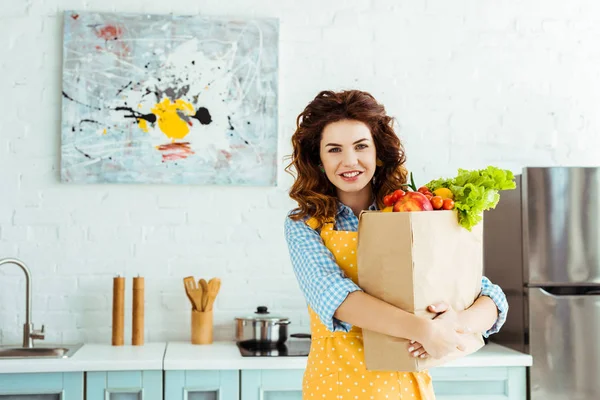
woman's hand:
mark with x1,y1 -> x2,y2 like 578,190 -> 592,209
409,302 -> 471,359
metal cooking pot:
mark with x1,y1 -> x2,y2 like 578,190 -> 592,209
235,306 -> 291,344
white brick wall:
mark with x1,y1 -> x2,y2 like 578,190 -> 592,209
1,0 -> 600,345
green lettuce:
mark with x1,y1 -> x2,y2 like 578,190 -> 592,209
425,166 -> 516,231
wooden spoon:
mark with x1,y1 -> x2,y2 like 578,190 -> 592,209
205,278 -> 221,311
183,276 -> 203,311
199,278 -> 209,311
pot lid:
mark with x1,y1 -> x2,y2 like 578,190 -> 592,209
235,306 -> 290,323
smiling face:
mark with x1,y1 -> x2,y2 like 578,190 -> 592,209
319,119 -> 377,206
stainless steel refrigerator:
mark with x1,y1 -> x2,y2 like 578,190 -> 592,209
484,167 -> 600,400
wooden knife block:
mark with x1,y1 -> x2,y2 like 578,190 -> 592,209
191,309 -> 213,345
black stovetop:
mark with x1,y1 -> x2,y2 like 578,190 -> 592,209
237,339 -> 311,357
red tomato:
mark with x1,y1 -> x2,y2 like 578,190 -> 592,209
425,194 -> 433,201
391,189 -> 406,203
417,186 -> 430,194
442,198 -> 455,210
430,196 -> 443,210
383,194 -> 394,207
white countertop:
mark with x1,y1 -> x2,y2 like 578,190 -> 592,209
0,341 -> 531,374
0,342 -> 166,374
163,341 -> 532,371
163,341 -> 309,370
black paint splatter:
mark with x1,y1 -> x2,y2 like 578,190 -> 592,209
115,107 -> 156,123
75,146 -> 93,159
80,119 -> 101,125
116,81 -> 132,96
227,116 -> 235,131
62,91 -> 102,110
192,107 -> 212,125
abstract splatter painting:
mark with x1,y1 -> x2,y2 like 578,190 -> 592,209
61,11 -> 279,185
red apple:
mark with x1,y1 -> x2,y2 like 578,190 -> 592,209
393,191 -> 434,212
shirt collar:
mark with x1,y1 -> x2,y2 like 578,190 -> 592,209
336,199 -> 379,216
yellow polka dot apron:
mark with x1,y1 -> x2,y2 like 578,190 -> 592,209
303,219 -> 435,400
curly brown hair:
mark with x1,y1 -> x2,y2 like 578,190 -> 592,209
285,90 -> 408,225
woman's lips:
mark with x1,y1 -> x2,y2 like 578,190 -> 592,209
338,171 -> 363,182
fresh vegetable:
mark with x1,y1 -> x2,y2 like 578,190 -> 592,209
430,196 -> 443,210
442,198 -> 455,210
433,188 -> 453,200
425,166 -> 516,230
383,194 -> 395,207
401,172 -> 418,192
391,189 -> 406,202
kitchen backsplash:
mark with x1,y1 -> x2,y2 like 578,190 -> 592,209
2,0 -> 600,344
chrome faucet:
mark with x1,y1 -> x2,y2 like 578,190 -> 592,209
0,258 -> 45,348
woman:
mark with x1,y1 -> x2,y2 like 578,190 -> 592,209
284,90 -> 508,399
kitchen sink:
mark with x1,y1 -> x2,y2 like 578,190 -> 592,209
0,343 -> 83,359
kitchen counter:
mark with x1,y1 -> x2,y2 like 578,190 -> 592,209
0,342 -> 166,374
163,341 -> 533,370
0,341 -> 532,374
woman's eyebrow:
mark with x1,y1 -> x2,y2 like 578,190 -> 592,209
325,138 -> 370,147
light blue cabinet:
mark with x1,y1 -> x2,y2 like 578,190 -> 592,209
241,370 -> 303,400
0,372 -> 83,399
430,366 -> 526,400
241,367 -> 526,400
165,370 -> 239,400
86,370 -> 162,400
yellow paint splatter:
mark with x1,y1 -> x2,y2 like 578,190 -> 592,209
102,128 -> 107,135
150,98 -> 195,140
138,119 -> 149,133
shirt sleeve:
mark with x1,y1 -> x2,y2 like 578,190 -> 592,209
284,214 -> 362,332
480,276 -> 509,337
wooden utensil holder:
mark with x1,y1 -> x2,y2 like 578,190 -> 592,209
191,309 -> 213,345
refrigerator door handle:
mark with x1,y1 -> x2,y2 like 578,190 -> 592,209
530,285 -> 600,296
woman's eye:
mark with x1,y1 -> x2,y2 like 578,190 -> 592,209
356,144 -> 368,150
328,148 -> 341,153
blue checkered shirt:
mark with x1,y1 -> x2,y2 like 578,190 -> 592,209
284,201 -> 508,338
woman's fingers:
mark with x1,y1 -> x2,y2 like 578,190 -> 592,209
428,302 -> 450,313
407,341 -> 429,358
407,341 -> 423,352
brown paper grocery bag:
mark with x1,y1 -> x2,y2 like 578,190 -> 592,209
357,210 -> 485,372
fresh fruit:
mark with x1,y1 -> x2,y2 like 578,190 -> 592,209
433,188 -> 454,200
442,198 -> 455,210
382,206 -> 393,212
425,193 -> 433,201
393,192 -> 434,212
417,186 -> 430,194
383,194 -> 395,207
430,196 -> 443,210
390,189 -> 406,203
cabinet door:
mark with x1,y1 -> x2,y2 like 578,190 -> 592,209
0,372 -> 82,400
430,366 -> 526,400
165,370 -> 238,400
86,370 -> 161,400
241,370 -> 303,400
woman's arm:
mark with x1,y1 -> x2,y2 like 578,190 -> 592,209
334,290 -> 429,340
457,295 -> 498,334
285,215 -> 467,357
479,276 -> 509,337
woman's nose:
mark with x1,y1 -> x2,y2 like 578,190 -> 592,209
342,151 -> 358,167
